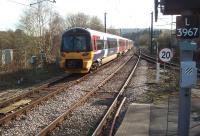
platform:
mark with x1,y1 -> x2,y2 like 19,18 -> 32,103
115,103 -> 150,136
115,92 -> 200,136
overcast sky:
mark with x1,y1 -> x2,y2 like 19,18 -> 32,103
0,0 -> 175,31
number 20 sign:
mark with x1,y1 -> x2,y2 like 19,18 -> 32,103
159,48 -> 173,62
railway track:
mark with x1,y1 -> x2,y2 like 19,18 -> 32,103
0,73 -> 84,125
0,50 -> 135,136
140,50 -> 200,77
0,50 -> 132,126
92,51 -> 140,136
140,52 -> 179,69
0,73 -> 72,108
37,50 -> 139,136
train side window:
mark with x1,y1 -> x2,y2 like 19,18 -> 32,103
119,40 -> 123,47
107,38 -> 117,48
96,40 -> 104,50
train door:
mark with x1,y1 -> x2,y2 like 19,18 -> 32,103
103,37 -> 108,58
92,36 -> 97,51
107,38 -> 117,56
117,39 -> 120,54
125,40 -> 128,51
92,35 -> 103,61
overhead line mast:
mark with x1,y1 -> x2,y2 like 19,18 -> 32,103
104,12 -> 107,33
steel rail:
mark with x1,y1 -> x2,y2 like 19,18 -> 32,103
141,52 -> 179,67
0,73 -> 71,108
36,54 -> 135,136
91,50 -> 141,136
0,73 -> 89,125
109,97 -> 127,136
0,50 -> 133,126
0,49 -> 133,110
140,52 -> 200,75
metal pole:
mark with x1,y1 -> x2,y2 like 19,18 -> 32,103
178,88 -> 191,136
156,42 -> 160,82
150,12 -> 153,54
104,12 -> 107,33
177,10 -> 198,135
178,40 -> 197,136
170,15 -> 173,49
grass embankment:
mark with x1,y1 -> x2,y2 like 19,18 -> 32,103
0,63 -> 65,91
140,67 -> 179,104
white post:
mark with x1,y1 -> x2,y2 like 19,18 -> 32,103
156,42 -> 160,83
156,62 -> 160,82
164,62 -> 166,79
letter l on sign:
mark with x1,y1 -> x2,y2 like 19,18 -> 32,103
185,18 -> 190,26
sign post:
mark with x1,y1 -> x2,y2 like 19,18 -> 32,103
176,15 -> 198,136
159,48 -> 173,63
155,1 -> 200,136
159,48 -> 173,82
156,42 -> 160,82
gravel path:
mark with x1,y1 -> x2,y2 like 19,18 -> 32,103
125,60 -> 148,103
0,50 -> 134,136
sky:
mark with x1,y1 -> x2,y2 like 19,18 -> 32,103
0,0 -> 175,31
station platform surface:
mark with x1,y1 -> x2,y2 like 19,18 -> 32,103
115,103 -> 150,136
115,92 -> 200,136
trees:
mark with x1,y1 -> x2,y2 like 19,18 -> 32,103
89,16 -> 104,31
0,3 -> 118,72
107,26 -> 119,35
47,12 -> 66,60
18,0 -> 53,55
66,13 -> 105,31
66,13 -> 89,28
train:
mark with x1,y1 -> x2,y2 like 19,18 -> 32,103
59,27 -> 134,73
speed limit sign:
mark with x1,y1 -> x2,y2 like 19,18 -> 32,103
159,48 -> 173,62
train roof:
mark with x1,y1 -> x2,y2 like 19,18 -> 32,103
65,27 -> 133,42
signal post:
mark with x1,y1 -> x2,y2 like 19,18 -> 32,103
155,0 -> 200,135
177,15 -> 198,136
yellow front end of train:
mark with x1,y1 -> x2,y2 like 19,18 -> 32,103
60,51 -> 95,73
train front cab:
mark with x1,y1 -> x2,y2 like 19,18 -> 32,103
60,28 -> 94,73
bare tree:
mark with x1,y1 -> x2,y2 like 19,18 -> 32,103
49,12 -> 66,36
18,0 -> 52,51
18,0 -> 59,65
89,16 -> 104,31
107,26 -> 119,35
47,12 -> 66,60
66,13 -> 89,28
66,12 -> 106,32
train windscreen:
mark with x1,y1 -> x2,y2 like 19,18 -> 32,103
61,34 -> 91,52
